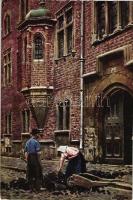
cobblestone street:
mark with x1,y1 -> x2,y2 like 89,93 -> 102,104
1,157 -> 132,200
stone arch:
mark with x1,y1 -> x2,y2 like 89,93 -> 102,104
84,72 -> 133,163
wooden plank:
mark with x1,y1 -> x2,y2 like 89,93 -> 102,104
80,173 -> 126,183
69,174 -> 110,189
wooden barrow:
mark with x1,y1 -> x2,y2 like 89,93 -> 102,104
67,173 -> 132,191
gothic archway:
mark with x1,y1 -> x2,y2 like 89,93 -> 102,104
94,84 -> 133,164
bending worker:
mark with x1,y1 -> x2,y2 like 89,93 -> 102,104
24,128 -> 43,192
57,146 -> 86,179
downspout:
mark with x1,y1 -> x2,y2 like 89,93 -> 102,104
79,0 -> 84,149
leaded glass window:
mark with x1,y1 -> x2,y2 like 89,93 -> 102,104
56,5 -> 73,58
97,2 -> 105,39
58,102 -> 63,130
34,34 -> 44,59
3,49 -> 12,85
57,100 -> 70,130
22,110 -> 30,133
109,2 -> 117,33
67,25 -> 72,54
5,113 -> 12,134
58,31 -> 64,58
121,2 -> 129,28
4,14 -> 10,35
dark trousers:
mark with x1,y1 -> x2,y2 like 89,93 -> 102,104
27,154 -> 43,191
65,152 -> 86,179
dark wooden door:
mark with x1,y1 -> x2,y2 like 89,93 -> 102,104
104,93 -> 124,162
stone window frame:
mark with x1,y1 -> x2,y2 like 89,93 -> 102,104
19,0 -> 28,22
56,4 -> 74,59
92,1 -> 133,43
33,33 -> 44,60
22,110 -> 30,133
56,99 -> 71,131
5,112 -> 12,135
3,48 -> 12,86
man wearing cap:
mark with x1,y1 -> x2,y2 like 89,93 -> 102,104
57,146 -> 86,179
24,128 -> 43,192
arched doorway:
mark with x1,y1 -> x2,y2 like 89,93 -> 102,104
100,89 -> 133,164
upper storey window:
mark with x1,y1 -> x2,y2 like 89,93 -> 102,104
57,99 -> 70,130
34,34 -> 44,60
20,0 -> 28,21
3,49 -> 12,86
121,2 -> 130,28
56,5 -> 73,58
96,2 -> 105,39
4,14 -> 11,35
93,2 -> 133,42
109,2 -> 117,34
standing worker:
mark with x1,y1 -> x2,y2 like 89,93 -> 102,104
24,128 -> 43,192
57,146 -> 86,180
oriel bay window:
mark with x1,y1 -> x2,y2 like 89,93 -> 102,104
57,6 -> 73,58
94,2 -> 133,41
22,110 -> 30,133
57,100 -> 70,130
3,49 -> 12,86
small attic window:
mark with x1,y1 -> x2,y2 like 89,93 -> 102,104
34,34 -> 44,59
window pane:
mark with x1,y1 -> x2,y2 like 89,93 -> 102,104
58,31 -> 64,58
4,15 -> 10,34
26,110 -> 30,132
66,9 -> 72,24
24,37 -> 27,62
26,0 -> 28,14
8,53 -> 10,62
8,64 -> 11,83
109,2 -> 117,33
97,2 -> 105,39
9,114 -> 12,134
121,2 -> 129,28
67,25 -> 72,54
65,100 -> 70,130
58,103 -> 63,130
34,35 -> 43,59
22,111 -> 25,132
7,15 -> 10,33
5,115 -> 7,133
21,0 -> 25,20
58,16 -> 64,29
5,66 -> 8,85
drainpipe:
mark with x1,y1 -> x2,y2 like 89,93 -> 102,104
79,0 -> 84,150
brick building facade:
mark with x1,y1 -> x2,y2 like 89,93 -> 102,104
1,0 -> 133,164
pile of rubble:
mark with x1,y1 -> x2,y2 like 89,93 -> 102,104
1,170 -> 132,193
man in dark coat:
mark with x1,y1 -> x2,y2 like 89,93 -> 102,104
24,129 -> 43,192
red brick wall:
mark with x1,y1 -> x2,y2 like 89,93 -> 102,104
2,0 -> 132,146
84,1 -> 133,74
